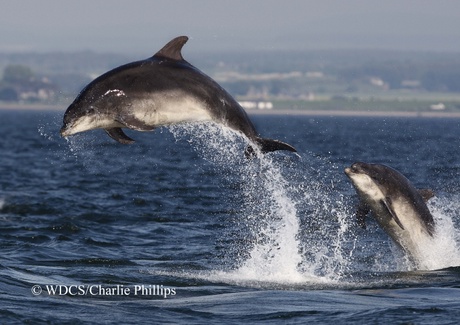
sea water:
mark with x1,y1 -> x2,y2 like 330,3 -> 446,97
1,109 -> 460,323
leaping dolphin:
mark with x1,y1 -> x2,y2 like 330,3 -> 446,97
344,162 -> 436,266
60,36 -> 296,156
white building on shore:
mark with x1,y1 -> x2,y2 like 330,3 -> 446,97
239,101 -> 274,110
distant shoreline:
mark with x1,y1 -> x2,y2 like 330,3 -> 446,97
247,109 -> 460,118
0,103 -> 64,111
2,103 -> 460,118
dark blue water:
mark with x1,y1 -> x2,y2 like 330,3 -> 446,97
1,109 -> 460,324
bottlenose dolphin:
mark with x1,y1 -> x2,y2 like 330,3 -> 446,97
60,36 -> 296,156
344,162 -> 435,265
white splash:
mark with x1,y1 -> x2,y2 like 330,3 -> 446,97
38,125 -> 55,141
414,195 -> 460,270
234,156 -> 305,283
169,123 -> 342,286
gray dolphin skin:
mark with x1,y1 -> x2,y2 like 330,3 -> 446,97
60,36 -> 296,156
344,162 -> 435,265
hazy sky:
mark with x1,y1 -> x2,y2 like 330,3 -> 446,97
2,0 -> 460,54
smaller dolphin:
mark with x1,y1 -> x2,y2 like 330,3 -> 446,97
344,162 -> 435,266
60,36 -> 296,157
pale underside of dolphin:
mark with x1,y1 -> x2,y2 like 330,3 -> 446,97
60,36 -> 296,156
344,162 -> 435,266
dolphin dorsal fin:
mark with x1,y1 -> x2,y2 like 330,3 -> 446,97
154,36 -> 188,61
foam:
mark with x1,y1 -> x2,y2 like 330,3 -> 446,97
169,123 -> 350,285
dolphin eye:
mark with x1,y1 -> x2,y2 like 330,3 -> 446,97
85,106 -> 97,114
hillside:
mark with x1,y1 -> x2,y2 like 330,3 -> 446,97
1,49 -> 459,112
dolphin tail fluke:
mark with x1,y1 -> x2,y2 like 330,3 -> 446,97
245,137 -> 297,158
418,189 -> 435,202
256,137 -> 297,154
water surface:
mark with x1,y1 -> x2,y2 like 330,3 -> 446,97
1,109 -> 460,323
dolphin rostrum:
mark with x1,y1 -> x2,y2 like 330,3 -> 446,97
344,162 -> 435,266
60,36 -> 296,156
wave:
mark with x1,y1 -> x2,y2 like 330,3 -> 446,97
0,197 -> 5,211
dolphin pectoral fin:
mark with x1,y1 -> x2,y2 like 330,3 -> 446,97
381,198 -> 405,230
105,128 -> 135,144
418,188 -> 435,202
356,201 -> 369,229
255,137 -> 297,154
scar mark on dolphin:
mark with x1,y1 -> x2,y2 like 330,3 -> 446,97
103,89 -> 126,97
